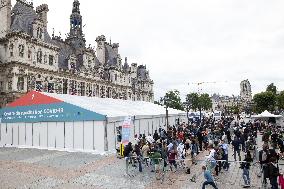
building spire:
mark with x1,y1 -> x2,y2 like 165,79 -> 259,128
72,0 -> 80,14
66,0 -> 85,48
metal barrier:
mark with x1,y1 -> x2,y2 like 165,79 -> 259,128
123,156 -> 284,188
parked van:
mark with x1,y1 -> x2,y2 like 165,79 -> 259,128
214,111 -> 222,120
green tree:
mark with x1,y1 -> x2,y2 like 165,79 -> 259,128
277,91 -> 284,110
230,105 -> 240,114
266,83 -> 277,95
253,91 -> 276,113
186,93 -> 199,111
199,93 -> 212,111
186,92 -> 212,111
164,90 -> 184,111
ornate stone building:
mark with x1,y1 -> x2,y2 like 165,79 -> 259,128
0,0 -> 154,108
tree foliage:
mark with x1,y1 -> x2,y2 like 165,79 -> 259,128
266,83 -> 277,95
186,93 -> 199,111
277,91 -> 284,110
253,91 -> 276,113
199,93 -> 212,111
164,90 -> 184,111
186,93 -> 212,111
230,106 -> 240,114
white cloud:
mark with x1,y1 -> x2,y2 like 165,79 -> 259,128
11,0 -> 284,100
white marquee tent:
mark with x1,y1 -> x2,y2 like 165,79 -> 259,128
252,110 -> 283,118
252,110 -> 283,126
0,91 -> 186,153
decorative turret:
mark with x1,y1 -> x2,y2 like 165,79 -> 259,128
96,35 -> 106,64
112,43 -> 119,54
0,0 -> 11,38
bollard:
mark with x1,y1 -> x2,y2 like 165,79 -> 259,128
120,143 -> 124,157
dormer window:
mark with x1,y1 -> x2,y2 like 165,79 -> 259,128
18,44 -> 24,57
37,28 -> 43,39
37,49 -> 42,63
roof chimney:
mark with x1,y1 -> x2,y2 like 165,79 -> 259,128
36,4 -> 49,28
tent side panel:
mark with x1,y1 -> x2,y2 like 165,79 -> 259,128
11,124 -> 17,146
6,123 -> 13,146
74,122 -> 83,150
56,122 -> 65,149
40,122 -> 48,148
93,121 -> 104,152
19,123 -> 26,146
65,122 -> 74,149
153,117 -> 159,132
84,121 -> 93,151
1,123 -> 7,146
48,122 -> 56,148
26,123 -> 33,146
33,122 -> 41,147
107,122 -> 116,151
139,119 -> 148,135
0,123 -> 4,146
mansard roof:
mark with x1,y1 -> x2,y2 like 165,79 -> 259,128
52,39 -> 75,69
11,1 -> 53,44
137,65 -> 148,80
105,44 -> 118,66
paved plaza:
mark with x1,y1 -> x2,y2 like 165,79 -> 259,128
0,134 -> 279,189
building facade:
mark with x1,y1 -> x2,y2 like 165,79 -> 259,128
211,80 -> 253,113
0,0 -> 154,108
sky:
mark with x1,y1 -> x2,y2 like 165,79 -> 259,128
11,0 -> 284,100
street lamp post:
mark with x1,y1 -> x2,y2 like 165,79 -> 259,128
183,102 -> 190,127
163,96 -> 169,131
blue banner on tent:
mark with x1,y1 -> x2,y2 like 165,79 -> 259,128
0,102 -> 106,123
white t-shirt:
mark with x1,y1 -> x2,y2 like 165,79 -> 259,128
221,144 -> 229,155
208,149 -> 216,161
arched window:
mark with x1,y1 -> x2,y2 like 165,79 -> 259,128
37,50 -> 42,63
17,77 -> 25,91
18,44 -> 24,57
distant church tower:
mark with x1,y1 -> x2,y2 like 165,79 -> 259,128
240,79 -> 252,102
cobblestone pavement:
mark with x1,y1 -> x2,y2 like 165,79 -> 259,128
0,134 -> 279,189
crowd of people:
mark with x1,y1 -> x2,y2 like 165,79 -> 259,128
120,115 -> 284,189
